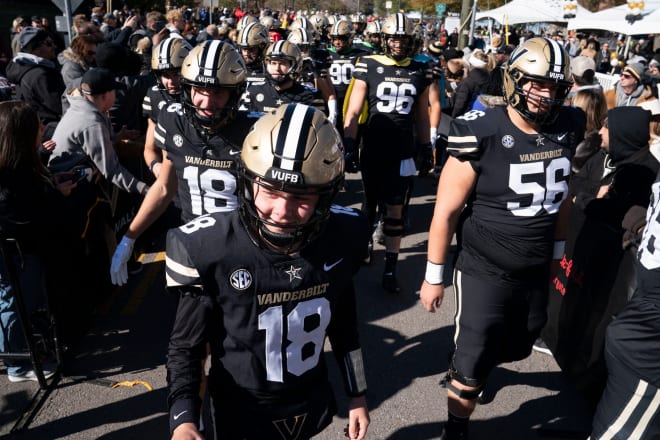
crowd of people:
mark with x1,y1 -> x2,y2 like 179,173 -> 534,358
0,4 -> 659,440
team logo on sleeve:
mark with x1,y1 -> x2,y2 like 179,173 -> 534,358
230,268 -> 252,290
501,135 -> 515,149
173,134 -> 184,148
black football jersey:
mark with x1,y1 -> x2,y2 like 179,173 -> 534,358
240,81 -> 322,114
142,85 -> 178,122
448,106 -> 585,275
353,55 -> 432,158
166,207 -> 370,404
328,47 -> 370,101
637,172 -> 660,296
154,106 -> 256,222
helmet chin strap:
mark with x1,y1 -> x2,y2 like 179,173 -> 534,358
259,224 -> 305,250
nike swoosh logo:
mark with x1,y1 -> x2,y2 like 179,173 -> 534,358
173,410 -> 187,420
323,258 -> 343,271
557,133 -> 567,141
229,149 -> 241,155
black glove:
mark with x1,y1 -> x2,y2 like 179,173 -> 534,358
416,143 -> 434,177
343,137 -> 360,173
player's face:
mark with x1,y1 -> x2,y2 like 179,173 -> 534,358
369,34 -> 381,46
252,183 -> 319,235
266,58 -> 292,79
521,80 -> 560,114
241,46 -> 261,64
332,36 -> 349,51
190,86 -> 231,117
599,117 -> 609,150
387,36 -> 409,57
160,69 -> 181,94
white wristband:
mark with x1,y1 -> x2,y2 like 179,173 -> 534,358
425,261 -> 444,285
553,240 -> 566,260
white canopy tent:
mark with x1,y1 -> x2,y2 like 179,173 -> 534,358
475,0 -> 592,25
567,1 -> 660,35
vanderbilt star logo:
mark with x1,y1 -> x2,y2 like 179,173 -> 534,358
395,69 -> 402,76
536,135 -> 545,147
285,265 -> 303,282
275,98 -> 284,105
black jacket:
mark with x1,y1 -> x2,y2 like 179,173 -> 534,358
6,53 -> 65,125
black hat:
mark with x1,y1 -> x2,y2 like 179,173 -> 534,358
443,48 -> 464,61
497,44 -> 514,55
31,15 -> 42,23
96,42 -> 142,76
18,26 -> 48,51
81,68 -> 123,95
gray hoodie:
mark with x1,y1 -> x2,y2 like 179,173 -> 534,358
48,90 -> 148,195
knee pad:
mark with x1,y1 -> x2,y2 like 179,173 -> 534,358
383,217 -> 404,237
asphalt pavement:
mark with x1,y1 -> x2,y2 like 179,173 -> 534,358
0,172 -> 594,440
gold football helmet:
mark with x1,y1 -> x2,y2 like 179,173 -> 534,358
236,14 -> 258,31
329,19 -> 354,41
180,40 -> 247,131
287,28 -> 317,49
264,41 -> 302,84
309,13 -> 329,33
381,13 -> 415,60
503,37 -> 573,125
237,22 -> 270,70
151,37 -> 191,94
239,103 -> 344,250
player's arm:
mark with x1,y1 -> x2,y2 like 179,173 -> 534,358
414,85 -> 431,145
343,77 -> 367,142
166,229 -> 212,438
327,281 -> 369,440
316,76 -> 338,124
144,118 -> 163,178
420,155 -> 477,312
428,82 -> 442,146
110,155 -> 178,285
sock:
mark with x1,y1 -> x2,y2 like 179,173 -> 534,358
384,251 -> 398,275
445,410 -> 469,437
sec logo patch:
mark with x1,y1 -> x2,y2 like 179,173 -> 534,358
230,269 -> 252,291
501,135 -> 515,149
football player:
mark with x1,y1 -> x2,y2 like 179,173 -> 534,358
361,20 -> 383,54
328,19 -> 370,135
344,12 -> 433,293
419,37 -> 585,440
166,103 -> 370,440
241,40 -> 324,116
142,37 -> 191,179
110,40 -> 253,286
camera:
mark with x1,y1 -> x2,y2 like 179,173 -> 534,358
71,167 -> 92,183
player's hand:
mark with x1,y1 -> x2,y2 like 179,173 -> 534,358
420,281 -> 444,312
171,422 -> 204,440
346,395 -> 369,440
110,236 -> 135,286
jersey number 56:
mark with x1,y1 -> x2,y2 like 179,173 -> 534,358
507,157 -> 570,216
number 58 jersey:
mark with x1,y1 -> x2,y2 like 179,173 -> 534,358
448,106 -> 585,273
166,207 -> 370,401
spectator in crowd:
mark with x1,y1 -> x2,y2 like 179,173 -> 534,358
597,42 -> 612,74
48,68 -> 148,196
165,9 -> 185,39
570,88 -> 608,173
604,63 -> 656,109
95,42 -> 152,133
420,38 -> 583,440
6,26 -> 65,141
568,56 -> 601,101
165,103 -> 370,440
101,13 -> 118,37
544,106 -> 657,406
58,35 -> 97,95
440,48 -> 465,116
0,101 -> 76,382
451,49 -> 491,117
10,17 -> 29,57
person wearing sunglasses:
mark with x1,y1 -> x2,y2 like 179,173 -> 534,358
6,26 -> 65,141
604,62 -> 656,110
